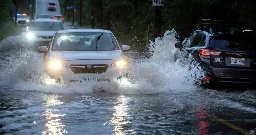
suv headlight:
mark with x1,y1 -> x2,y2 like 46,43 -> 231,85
47,59 -> 64,70
112,59 -> 128,69
26,32 -> 35,40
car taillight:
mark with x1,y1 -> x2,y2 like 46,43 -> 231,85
199,49 -> 221,57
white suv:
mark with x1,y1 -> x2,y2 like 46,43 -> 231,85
25,18 -> 64,47
38,29 -> 130,83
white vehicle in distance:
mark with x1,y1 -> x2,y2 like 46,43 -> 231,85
15,14 -> 30,31
38,29 -> 131,85
25,18 -> 64,48
16,14 -> 30,25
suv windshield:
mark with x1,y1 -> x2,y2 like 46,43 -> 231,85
17,15 -> 28,18
209,36 -> 256,51
52,32 -> 119,51
29,21 -> 62,31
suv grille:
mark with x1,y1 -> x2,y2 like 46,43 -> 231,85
70,64 -> 108,74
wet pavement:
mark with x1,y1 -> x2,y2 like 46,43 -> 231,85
0,32 -> 255,135
0,88 -> 256,135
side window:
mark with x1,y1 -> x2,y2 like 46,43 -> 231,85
190,33 -> 205,47
183,33 -> 196,48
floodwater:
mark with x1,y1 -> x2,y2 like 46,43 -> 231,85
0,30 -> 256,135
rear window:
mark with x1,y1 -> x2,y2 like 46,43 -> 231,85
49,3 -> 56,5
209,36 -> 256,51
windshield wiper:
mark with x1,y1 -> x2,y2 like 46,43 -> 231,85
49,23 -> 55,30
95,33 -> 103,50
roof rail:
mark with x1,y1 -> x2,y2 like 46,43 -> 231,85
196,19 -> 255,34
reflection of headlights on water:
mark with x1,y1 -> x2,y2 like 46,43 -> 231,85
26,32 -> 35,40
47,59 -> 64,70
112,59 -> 128,69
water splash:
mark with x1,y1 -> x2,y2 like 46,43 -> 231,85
123,30 -> 204,93
0,30 -> 204,94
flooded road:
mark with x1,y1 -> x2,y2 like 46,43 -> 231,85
1,89 -> 256,135
0,31 -> 256,135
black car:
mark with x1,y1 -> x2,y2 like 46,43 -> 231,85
48,2 -> 56,11
174,19 -> 256,88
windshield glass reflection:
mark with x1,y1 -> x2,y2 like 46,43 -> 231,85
29,22 -> 62,31
52,32 -> 119,51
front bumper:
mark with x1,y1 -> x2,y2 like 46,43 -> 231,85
46,66 -> 128,83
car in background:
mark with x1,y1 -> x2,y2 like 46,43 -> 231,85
38,29 -> 131,84
52,15 -> 64,22
16,14 -> 30,25
25,18 -> 65,48
174,19 -> 256,88
48,2 -> 57,11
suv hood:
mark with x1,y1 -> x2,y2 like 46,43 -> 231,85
29,31 -> 56,36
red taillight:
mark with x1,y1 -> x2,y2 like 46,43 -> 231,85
199,49 -> 221,57
203,76 -> 211,83
55,5 -> 57,8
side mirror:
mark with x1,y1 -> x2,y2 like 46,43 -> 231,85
175,42 -> 182,48
38,46 -> 48,53
121,45 -> 130,52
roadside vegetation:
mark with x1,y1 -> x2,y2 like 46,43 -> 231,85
59,0 -> 256,51
1,0 -> 255,49
0,0 -> 18,40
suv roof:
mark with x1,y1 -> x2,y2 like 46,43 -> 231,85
196,19 -> 255,36
57,29 -> 112,34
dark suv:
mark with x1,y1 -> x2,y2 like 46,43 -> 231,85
48,2 -> 56,11
175,19 -> 256,88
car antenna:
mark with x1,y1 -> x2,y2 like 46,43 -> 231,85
96,33 -> 103,50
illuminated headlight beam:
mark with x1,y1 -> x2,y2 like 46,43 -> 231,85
47,60 -> 64,70
26,32 -> 35,40
112,59 -> 128,69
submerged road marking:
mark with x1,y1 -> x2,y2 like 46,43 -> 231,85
208,114 -> 255,135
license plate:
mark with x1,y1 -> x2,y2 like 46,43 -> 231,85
83,78 -> 110,82
230,57 -> 245,65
